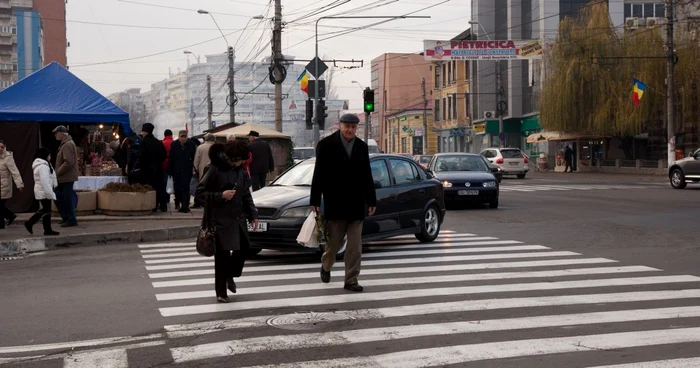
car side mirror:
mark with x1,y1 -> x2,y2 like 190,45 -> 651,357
491,166 -> 499,173
374,180 -> 382,189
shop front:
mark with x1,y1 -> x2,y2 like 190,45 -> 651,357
526,131 -> 607,172
471,119 -> 522,153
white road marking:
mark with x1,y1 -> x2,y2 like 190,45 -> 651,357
237,327 -> 700,368
148,257 -> 617,280
170,306 -> 700,362
154,266 -> 658,301
159,275 -> 700,317
0,334 -> 164,354
163,289 -> 700,338
63,348 -> 128,368
587,358 -> 700,367
137,242 -> 195,249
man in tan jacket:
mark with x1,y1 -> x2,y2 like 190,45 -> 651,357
53,126 -> 79,227
192,134 -> 215,209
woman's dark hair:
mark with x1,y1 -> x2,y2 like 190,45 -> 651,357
224,140 -> 249,162
36,147 -> 51,161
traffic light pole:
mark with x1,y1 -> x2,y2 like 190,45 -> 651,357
364,112 -> 370,142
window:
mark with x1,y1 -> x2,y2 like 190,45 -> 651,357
643,3 -> 654,18
453,93 -> 458,119
451,61 -> 457,82
390,159 -> 420,184
447,96 -> 452,120
442,63 -> 446,87
442,98 -> 446,121
447,62 -> 452,84
434,99 -> 440,121
655,3 -> 665,18
481,150 -> 496,158
371,160 -> 391,188
401,137 -> 407,153
435,65 -> 441,88
435,155 -> 489,172
624,4 -> 631,18
500,149 -> 524,159
632,4 -> 642,18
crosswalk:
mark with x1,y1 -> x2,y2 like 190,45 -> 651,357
4,230 -> 700,367
499,184 -> 649,192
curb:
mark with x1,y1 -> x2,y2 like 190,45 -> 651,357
0,226 -> 199,256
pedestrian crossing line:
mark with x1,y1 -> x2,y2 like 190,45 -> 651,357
0,340 -> 166,367
137,242 -> 197,249
170,306 -> 700,363
363,239 -> 525,251
148,258 -> 619,281
499,185 -> 648,192
158,275 -> 700,317
141,244 -> 549,261
63,347 -> 129,368
587,357 -> 700,367
154,266 -> 659,301
232,327 -> 700,368
0,333 -> 165,354
150,252 -> 583,287
163,289 -> 700,339
367,233 -> 479,243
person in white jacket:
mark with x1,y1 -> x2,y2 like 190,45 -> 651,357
24,148 -> 59,236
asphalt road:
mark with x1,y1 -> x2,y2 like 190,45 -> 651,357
2,172 -> 700,367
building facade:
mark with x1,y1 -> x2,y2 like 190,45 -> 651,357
32,0 -> 65,66
108,88 -> 147,133
386,103 -> 436,155
371,53 -> 435,154
0,0 -> 43,91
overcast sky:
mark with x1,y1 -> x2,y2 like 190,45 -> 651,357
65,0 -> 470,112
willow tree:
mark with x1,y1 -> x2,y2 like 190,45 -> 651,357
540,1 -> 667,137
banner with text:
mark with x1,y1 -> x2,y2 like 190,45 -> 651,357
423,39 -> 543,61
286,99 -> 349,111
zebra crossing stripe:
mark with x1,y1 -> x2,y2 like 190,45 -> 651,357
163,289 -> 700,338
170,306 -> 700,363
587,358 -> 700,367
158,275 -> 700,317
233,327 -> 700,368
148,257 -> 618,280
154,266 -> 659,301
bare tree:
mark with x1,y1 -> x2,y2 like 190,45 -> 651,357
322,54 -> 339,99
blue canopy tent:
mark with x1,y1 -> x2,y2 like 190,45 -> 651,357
0,61 -> 131,212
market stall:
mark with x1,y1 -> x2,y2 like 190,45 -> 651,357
0,62 -> 130,212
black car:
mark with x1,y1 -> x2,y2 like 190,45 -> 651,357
427,153 -> 500,208
247,154 -> 447,257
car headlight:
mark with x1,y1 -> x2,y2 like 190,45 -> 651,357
441,181 -> 453,188
281,207 -> 311,218
483,181 -> 497,188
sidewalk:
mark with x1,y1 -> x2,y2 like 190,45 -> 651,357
527,170 -> 669,183
0,210 -> 202,256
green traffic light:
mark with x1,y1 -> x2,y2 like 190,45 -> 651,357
364,102 -> 375,112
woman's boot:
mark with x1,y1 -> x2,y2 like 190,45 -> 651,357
42,214 -> 59,236
24,212 -> 43,234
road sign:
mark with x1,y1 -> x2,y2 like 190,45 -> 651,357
305,57 -> 328,79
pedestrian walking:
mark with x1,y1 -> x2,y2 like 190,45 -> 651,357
310,114 -> 377,292
125,132 -> 143,184
565,145 -> 574,173
139,123 -> 167,212
53,126 -> 79,228
0,140 -> 24,228
192,134 -> 216,209
169,130 -> 197,213
247,131 -> 274,191
162,130 -> 174,209
24,148 -> 59,236
195,141 -> 259,303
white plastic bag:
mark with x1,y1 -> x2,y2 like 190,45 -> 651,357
296,211 -> 319,248
166,177 -> 174,195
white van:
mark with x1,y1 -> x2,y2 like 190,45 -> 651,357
367,139 -> 380,154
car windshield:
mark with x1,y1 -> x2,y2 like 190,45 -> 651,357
501,149 -> 524,159
271,160 -> 315,186
435,155 -> 489,172
419,155 -> 432,163
293,148 -> 315,160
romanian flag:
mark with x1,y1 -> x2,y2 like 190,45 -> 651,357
185,121 -> 188,134
297,70 -> 309,95
632,78 -> 647,107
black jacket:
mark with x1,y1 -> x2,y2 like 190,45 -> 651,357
169,139 -> 197,189
310,131 -> 377,221
249,139 -> 275,175
140,133 -> 166,177
196,144 -> 258,251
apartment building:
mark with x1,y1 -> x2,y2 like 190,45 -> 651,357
32,0 -> 65,66
371,53 -> 435,154
0,0 -> 43,91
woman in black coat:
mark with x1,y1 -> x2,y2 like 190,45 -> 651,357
196,141 -> 259,303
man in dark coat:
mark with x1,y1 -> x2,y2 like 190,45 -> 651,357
126,132 -> 142,185
310,114 -> 377,292
247,131 -> 275,191
169,130 -> 197,213
139,123 -> 167,212
564,145 -> 574,173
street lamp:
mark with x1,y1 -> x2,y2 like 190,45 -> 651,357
351,81 -> 365,90
198,9 -> 229,48
469,20 -> 505,148
401,55 -> 428,155
183,51 -> 200,64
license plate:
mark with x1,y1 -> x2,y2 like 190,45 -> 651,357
247,222 -> 268,232
509,162 -> 519,165
458,190 -> 479,196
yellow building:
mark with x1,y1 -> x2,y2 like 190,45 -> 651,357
432,29 -> 472,153
385,103 -> 436,155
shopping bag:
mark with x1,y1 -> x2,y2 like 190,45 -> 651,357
296,212 -> 319,248
166,177 -> 174,195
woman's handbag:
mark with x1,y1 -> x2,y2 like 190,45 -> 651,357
196,194 -> 216,257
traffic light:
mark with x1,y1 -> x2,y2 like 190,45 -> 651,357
305,99 -> 313,130
316,99 -> 328,130
363,88 -> 375,113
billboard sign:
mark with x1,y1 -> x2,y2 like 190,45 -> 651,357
423,39 -> 543,61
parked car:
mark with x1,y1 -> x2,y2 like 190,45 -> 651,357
669,148 -> 700,189
427,153 -> 500,208
480,147 -> 529,179
292,147 -> 315,164
413,155 -> 433,168
248,154 -> 447,257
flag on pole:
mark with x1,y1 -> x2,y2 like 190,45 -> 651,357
185,121 -> 189,134
297,70 -> 309,95
632,78 -> 647,107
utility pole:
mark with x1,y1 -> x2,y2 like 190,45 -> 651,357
273,0 -> 283,132
364,111 -> 370,142
206,75 -> 213,130
665,0 -> 676,165
496,61 -> 504,148
421,77 -> 428,154
228,46 -> 235,125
